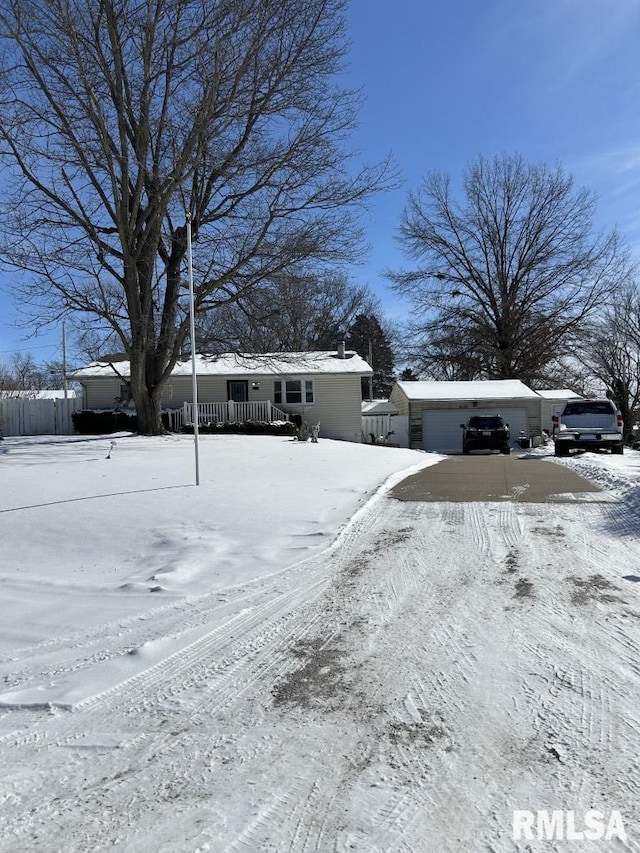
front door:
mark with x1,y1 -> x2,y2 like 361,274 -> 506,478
227,380 -> 248,402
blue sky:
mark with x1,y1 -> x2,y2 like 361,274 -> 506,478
1,0 -> 639,364
344,0 -> 640,319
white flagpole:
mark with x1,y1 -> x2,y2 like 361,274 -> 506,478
62,320 -> 68,400
186,212 -> 200,486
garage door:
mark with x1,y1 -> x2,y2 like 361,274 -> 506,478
422,408 -> 529,453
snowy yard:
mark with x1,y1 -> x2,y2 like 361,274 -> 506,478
1,434 -> 639,851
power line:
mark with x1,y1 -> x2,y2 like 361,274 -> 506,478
0,343 -> 60,354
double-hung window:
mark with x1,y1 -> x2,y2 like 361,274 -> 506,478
274,379 -> 314,405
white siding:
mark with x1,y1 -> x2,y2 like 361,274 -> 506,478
84,378 -> 121,408
389,384 -> 410,415
281,374 -> 364,442
162,373 -> 364,440
80,371 -> 365,441
541,398 -> 576,433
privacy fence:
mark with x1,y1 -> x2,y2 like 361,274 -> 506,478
361,413 -> 408,446
0,397 -> 81,436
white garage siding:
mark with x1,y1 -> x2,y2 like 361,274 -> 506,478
422,408 -> 529,453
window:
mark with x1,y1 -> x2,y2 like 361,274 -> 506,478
274,379 -> 314,405
468,416 -> 505,430
563,401 -> 615,416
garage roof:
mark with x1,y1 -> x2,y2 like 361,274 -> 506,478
395,379 -> 541,401
536,388 -> 581,400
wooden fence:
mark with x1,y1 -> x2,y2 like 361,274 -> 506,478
0,397 -> 81,436
361,413 -> 408,447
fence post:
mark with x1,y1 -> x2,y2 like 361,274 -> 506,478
228,399 -> 234,422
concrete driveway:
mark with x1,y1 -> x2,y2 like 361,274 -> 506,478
390,452 -> 607,503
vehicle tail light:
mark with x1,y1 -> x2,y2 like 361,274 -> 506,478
617,413 -> 623,428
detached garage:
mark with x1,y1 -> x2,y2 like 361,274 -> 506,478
389,380 -> 544,452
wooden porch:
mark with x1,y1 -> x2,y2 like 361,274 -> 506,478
167,400 -> 291,431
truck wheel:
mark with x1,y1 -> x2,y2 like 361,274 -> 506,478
611,444 -> 624,455
502,446 -> 511,455
555,444 -> 568,457
463,446 -> 470,455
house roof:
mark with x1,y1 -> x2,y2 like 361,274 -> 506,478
70,351 -> 373,379
394,379 -> 541,402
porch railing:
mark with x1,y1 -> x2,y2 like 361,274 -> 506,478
167,400 -> 290,430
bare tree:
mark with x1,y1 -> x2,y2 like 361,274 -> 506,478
197,268 -> 378,353
398,316 -> 484,380
0,352 -> 42,392
579,286 -> 640,438
0,352 -> 67,393
390,154 -> 632,385
0,0 -> 392,433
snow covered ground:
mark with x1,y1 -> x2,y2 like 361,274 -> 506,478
0,434 -> 639,852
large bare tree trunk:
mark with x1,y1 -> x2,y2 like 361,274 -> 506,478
132,383 -> 165,435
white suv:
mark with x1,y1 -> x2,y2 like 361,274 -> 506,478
553,399 -> 624,456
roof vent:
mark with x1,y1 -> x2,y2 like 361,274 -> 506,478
337,341 -> 346,359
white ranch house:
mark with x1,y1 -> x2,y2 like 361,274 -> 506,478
70,349 -> 373,443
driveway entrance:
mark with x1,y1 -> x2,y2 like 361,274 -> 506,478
390,454 -> 606,503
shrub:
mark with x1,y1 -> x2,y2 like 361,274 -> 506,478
72,409 -> 172,434
181,420 -> 297,437
72,409 -> 136,434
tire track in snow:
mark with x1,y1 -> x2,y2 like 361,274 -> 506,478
4,473 -> 640,852
0,559 -> 338,849
4,510 -> 383,850
75,566 -> 332,714
313,499 -> 528,852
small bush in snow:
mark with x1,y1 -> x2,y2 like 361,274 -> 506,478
181,420 -> 297,437
72,409 -> 172,434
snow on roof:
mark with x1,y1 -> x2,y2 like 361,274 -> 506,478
535,389 -> 582,400
395,379 -> 541,401
71,351 -> 373,379
361,399 -> 398,414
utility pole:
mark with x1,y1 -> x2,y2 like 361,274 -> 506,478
367,340 -> 374,400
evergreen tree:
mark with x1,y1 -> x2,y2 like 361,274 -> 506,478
400,367 -> 419,381
345,314 -> 396,398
